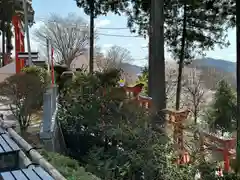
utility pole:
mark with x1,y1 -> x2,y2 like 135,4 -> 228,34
23,0 -> 32,65
149,0 -> 166,125
236,0 -> 240,172
89,0 -> 94,73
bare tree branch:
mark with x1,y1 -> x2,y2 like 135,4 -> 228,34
34,13 -> 89,67
183,68 -> 206,124
165,66 -> 177,104
95,45 -> 133,72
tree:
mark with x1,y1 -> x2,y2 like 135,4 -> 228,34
137,65 -> 177,101
75,0 -> 167,126
236,0 -> 240,172
125,0 -> 232,110
183,68 -> 206,124
57,70 -> 196,179
170,0 -> 231,110
75,0 -> 124,73
34,13 -> 89,67
136,66 -> 148,95
96,45 -> 133,72
0,73 -> 45,135
208,80 -> 236,135
165,65 -> 178,106
148,0 -> 166,127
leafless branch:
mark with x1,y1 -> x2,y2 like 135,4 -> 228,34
34,13 -> 89,67
95,45 -> 133,72
183,68 -> 207,124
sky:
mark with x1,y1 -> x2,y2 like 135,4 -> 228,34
29,0 -> 236,67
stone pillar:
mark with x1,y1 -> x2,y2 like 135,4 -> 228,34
42,92 -> 52,134
40,91 -> 53,152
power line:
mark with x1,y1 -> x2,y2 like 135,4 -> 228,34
33,18 -> 143,38
34,17 -> 130,30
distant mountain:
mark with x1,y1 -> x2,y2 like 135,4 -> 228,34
71,54 -> 237,89
123,58 -> 237,89
120,63 -> 142,75
120,63 -> 142,83
190,58 -> 236,89
123,58 -> 237,75
192,58 -> 236,73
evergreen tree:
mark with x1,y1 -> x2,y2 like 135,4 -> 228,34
209,80 -> 236,134
137,66 -> 148,95
125,0 -> 233,109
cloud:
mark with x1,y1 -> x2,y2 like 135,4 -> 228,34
95,19 -> 111,27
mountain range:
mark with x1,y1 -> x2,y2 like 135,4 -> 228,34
123,57 -> 236,74
122,58 -> 236,89
192,58 -> 236,73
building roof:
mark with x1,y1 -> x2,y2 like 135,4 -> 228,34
0,120 -> 65,180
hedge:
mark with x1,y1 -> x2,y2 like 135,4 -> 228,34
40,150 -> 100,180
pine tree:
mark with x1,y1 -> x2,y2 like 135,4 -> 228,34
210,80 -> 236,134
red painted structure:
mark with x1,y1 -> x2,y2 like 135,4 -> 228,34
200,131 -> 235,172
124,84 -> 190,164
124,84 -> 236,170
124,83 -> 144,98
164,109 -> 190,164
51,47 -> 55,85
12,14 -> 25,73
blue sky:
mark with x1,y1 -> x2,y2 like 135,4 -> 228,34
30,0 -> 236,66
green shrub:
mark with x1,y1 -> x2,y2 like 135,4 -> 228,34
95,68 -> 122,87
40,150 -> 100,180
22,66 -> 50,87
0,73 -> 45,134
57,71 -> 178,179
57,70 -> 240,179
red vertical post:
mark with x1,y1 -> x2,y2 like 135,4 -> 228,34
51,47 -> 55,85
223,145 -> 230,172
12,15 -> 21,73
20,32 -> 25,69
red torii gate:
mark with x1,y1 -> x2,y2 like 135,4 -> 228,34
163,108 -> 190,164
124,84 -> 236,169
200,131 -> 235,172
124,84 -> 190,164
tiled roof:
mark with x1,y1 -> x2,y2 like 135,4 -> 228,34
0,120 -> 66,180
